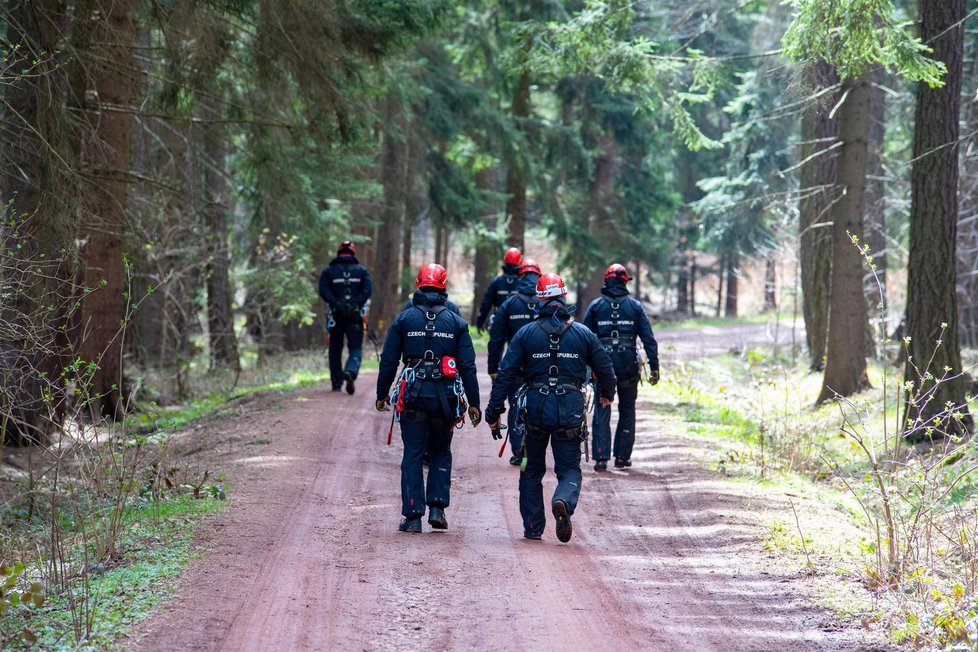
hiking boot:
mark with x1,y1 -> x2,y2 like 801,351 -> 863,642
509,455 -> 522,466
623,458 -> 632,467
428,507 -> 448,530
344,372 -> 356,395
523,532 -> 542,540
552,500 -> 572,543
594,460 -> 607,472
614,458 -> 626,468
331,386 -> 342,392
398,517 -> 422,533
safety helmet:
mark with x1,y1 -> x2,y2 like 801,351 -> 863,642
416,263 -> 448,290
338,240 -> 356,256
519,258 -> 542,276
536,273 -> 568,299
503,247 -> 522,266
604,263 -> 629,282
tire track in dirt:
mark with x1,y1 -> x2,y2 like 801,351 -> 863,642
129,323 -> 886,652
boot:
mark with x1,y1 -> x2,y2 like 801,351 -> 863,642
594,460 -> 607,472
552,500 -> 572,543
398,517 -> 422,533
344,371 -> 356,395
614,458 -> 626,468
428,506 -> 448,530
509,454 -> 522,466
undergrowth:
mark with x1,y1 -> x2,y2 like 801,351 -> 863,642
657,347 -> 978,650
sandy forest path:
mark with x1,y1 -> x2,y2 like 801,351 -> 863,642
130,322 -> 884,651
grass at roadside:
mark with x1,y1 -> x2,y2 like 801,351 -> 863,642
1,495 -> 224,649
652,348 -> 978,649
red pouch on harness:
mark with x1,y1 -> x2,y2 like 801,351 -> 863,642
440,356 -> 458,378
396,377 -> 407,413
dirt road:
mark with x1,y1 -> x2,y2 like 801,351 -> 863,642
130,323 -> 882,651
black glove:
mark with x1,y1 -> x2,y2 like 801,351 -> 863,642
468,406 -> 482,428
650,369 -> 660,385
375,398 -> 389,412
485,407 -> 503,426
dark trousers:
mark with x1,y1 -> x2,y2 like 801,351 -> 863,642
519,427 -> 582,537
591,377 -> 639,461
399,397 -> 454,518
328,315 -> 363,388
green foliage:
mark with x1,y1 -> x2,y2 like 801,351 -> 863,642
781,0 -> 945,83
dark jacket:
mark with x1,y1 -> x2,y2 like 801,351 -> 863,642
487,273 -> 540,374
487,301 -> 616,431
582,284 -> 659,381
476,264 -> 520,328
318,255 -> 372,318
377,290 -> 480,410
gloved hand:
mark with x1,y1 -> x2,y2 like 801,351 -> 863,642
489,372 -> 498,382
375,398 -> 389,412
599,396 -> 613,408
468,406 -> 482,428
650,369 -> 660,386
485,407 -> 503,429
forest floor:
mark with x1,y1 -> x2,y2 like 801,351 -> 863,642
125,323 -> 892,651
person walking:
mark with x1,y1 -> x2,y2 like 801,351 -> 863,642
487,259 -> 542,465
318,240 -> 372,395
376,264 -> 481,533
485,273 -> 616,543
582,264 -> 659,471
475,247 -> 522,333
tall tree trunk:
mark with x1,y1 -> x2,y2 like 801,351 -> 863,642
676,253 -> 690,314
470,167 -> 498,324
958,17 -> 978,350
76,0 -> 135,419
689,259 -> 697,316
864,67 -> 888,357
817,74 -> 871,405
367,94 -> 404,340
0,0 -> 76,445
201,97 -> 240,370
715,254 -> 725,317
764,257 -> 777,312
799,61 -> 840,371
579,133 -> 617,310
904,0 -> 972,437
725,252 -> 739,318
505,71 -> 530,250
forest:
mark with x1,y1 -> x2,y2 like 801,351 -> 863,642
2,0 -> 978,649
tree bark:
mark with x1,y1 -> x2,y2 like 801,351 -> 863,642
75,0 -> 136,419
0,0 -> 76,444
715,254 -> 725,317
817,74 -> 871,405
864,67 -> 887,357
725,252 -> 739,318
764,257 -> 777,312
676,253 -> 690,314
367,94 -> 404,341
903,0 -> 973,437
799,61 -> 840,371
579,133 -> 617,310
201,96 -> 240,370
470,167 -> 497,324
504,71 -> 530,250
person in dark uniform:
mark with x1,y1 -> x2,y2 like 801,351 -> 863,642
475,247 -> 522,332
318,240 -> 372,394
582,264 -> 659,471
376,263 -> 481,533
486,273 -> 616,543
487,259 -> 542,465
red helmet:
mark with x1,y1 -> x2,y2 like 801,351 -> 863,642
604,263 -> 629,282
536,273 -> 568,299
519,258 -> 542,276
416,263 -> 448,290
503,247 -> 522,266
338,240 -> 356,255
